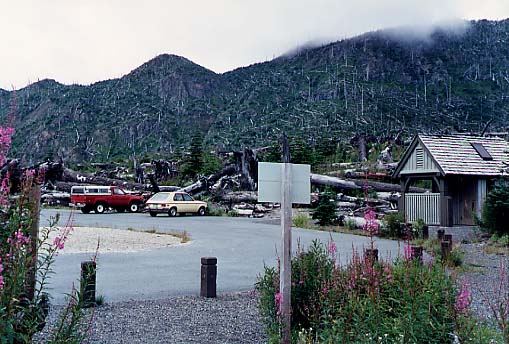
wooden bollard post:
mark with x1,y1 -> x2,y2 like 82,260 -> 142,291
444,234 -> 453,244
364,248 -> 379,263
422,225 -> 429,240
81,261 -> 96,308
201,257 -> 217,298
406,223 -> 413,239
437,229 -> 445,240
411,246 -> 424,263
441,241 -> 452,260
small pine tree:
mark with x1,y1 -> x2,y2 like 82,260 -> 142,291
291,138 -> 312,165
181,133 -> 203,179
263,140 -> 281,162
482,179 -> 509,235
312,192 -> 337,226
201,151 -> 222,175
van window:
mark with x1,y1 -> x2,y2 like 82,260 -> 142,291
87,188 -> 99,193
72,187 -> 84,194
113,188 -> 125,195
99,188 -> 109,194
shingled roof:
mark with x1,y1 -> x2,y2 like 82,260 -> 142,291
396,134 -> 509,176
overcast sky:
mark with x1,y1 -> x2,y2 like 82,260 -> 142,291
1,0 -> 508,90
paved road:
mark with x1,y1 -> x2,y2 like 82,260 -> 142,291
41,209 -> 402,304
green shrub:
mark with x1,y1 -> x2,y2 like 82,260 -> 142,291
344,218 -> 357,230
499,234 -> 509,246
256,240 -> 489,343
481,179 -> 509,235
206,203 -> 226,216
311,192 -> 337,226
292,214 -> 310,228
380,212 -> 404,238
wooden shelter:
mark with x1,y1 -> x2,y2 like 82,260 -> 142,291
393,134 -> 509,226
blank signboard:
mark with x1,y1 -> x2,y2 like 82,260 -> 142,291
258,162 -> 310,204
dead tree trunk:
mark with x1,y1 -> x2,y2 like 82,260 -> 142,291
180,165 -> 237,195
234,148 -> 258,191
311,173 -> 426,193
61,168 -> 145,190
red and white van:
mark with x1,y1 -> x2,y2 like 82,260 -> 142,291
70,185 -> 145,214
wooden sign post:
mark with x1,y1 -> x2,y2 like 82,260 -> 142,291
280,134 -> 292,344
258,134 -> 310,344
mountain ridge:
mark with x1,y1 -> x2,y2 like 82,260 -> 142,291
2,18 -> 509,163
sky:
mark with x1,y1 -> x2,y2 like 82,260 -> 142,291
1,0 -> 508,90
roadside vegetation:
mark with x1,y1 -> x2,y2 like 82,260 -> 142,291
257,240 -> 505,343
0,126 -> 92,343
127,227 -> 191,244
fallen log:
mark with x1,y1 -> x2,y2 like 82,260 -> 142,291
310,174 -> 361,191
61,168 -> 145,191
215,191 -> 258,204
180,165 -> 237,195
311,173 -> 426,193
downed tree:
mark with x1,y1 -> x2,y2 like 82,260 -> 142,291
180,165 -> 237,195
310,174 -> 361,191
60,168 -> 145,191
310,173 -> 426,193
213,191 -> 258,204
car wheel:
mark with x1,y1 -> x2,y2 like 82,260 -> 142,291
116,207 -> 126,213
198,207 -> 206,216
95,203 -> 106,214
129,202 -> 140,213
168,207 -> 177,217
149,211 -> 157,217
81,206 -> 91,214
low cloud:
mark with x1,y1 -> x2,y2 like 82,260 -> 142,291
0,1 -> 507,89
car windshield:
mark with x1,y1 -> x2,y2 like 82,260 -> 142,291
149,193 -> 171,202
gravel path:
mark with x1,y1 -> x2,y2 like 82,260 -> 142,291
37,291 -> 267,344
45,226 -> 181,254
457,242 -> 509,322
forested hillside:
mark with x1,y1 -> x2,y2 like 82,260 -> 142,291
1,19 -> 509,163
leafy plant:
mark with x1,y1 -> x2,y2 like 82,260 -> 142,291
380,212 -> 405,238
292,213 -> 310,228
311,192 -> 337,226
481,179 -> 509,235
344,218 -> 357,231
0,124 -> 90,343
257,240 -> 492,343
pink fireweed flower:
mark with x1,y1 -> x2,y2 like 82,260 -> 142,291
53,236 -> 65,250
0,261 -> 3,290
24,169 -> 36,179
7,230 -> 30,248
0,127 -> 15,165
455,283 -> 471,315
327,241 -> 337,256
274,292 -> 282,316
403,245 -> 413,260
363,209 -> 379,235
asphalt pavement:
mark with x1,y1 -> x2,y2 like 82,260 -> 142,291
40,209 -> 402,304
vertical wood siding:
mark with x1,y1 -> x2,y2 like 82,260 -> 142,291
405,193 -> 441,225
401,144 -> 439,173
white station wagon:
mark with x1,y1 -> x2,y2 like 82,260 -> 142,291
146,191 -> 207,217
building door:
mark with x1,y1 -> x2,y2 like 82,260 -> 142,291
457,178 -> 477,225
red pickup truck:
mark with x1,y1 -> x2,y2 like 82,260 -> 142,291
70,185 -> 145,214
